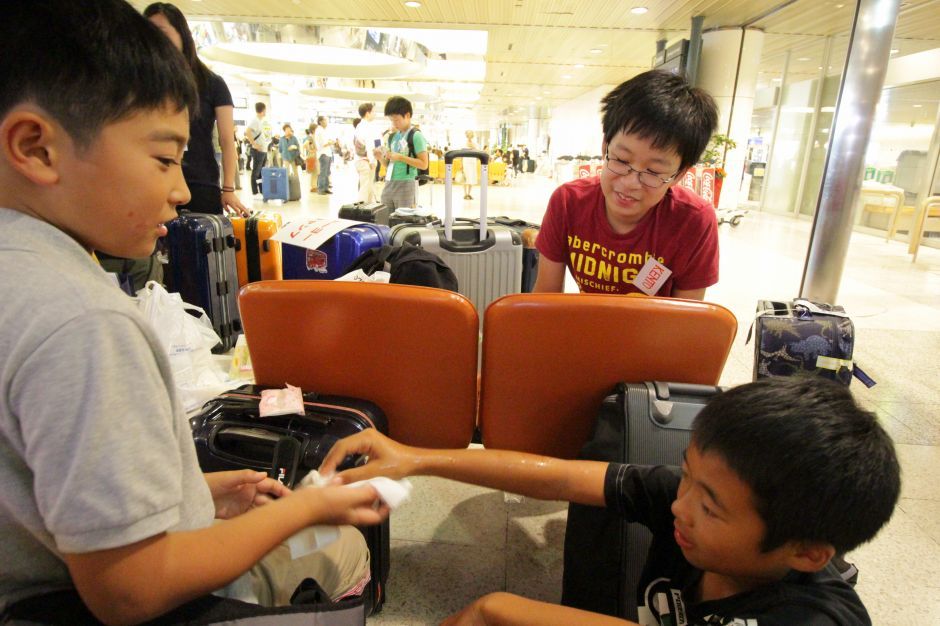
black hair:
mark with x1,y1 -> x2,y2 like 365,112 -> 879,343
0,0 -> 196,150
142,2 -> 209,94
317,116 -> 327,125
600,70 -> 718,171
358,102 -> 374,118
352,118 -> 361,129
282,123 -> 292,132
692,376 -> 900,554
255,102 -> 266,114
384,96 -> 413,117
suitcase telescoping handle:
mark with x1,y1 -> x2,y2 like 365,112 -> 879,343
444,149 -> 489,242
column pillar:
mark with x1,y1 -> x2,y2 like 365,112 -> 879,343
696,27 -> 765,209
800,0 -> 901,302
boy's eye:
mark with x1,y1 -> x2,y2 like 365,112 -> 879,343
701,502 -> 717,518
156,157 -> 181,167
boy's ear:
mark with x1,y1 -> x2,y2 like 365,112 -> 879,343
1,109 -> 62,186
785,541 -> 836,573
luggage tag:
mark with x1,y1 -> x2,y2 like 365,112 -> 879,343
632,256 -> 672,296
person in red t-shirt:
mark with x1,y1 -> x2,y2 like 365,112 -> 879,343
535,70 -> 720,299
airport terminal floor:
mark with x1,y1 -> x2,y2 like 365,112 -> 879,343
231,161 -> 940,624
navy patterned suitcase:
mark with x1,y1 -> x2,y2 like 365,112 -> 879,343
282,223 -> 390,280
190,384 -> 390,615
164,211 -> 241,352
751,299 -> 856,386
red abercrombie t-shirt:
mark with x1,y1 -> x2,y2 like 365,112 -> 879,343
536,177 -> 718,295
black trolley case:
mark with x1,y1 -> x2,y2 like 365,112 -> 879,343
562,381 -> 721,620
190,384 -> 391,616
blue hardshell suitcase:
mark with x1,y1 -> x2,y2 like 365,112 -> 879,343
282,223 -> 391,280
262,167 -> 289,202
164,211 -> 241,352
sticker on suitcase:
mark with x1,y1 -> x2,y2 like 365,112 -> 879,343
306,249 -> 329,273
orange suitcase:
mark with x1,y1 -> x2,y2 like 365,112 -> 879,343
231,211 -> 283,286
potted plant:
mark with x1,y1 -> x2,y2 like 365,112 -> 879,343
699,133 -> 736,206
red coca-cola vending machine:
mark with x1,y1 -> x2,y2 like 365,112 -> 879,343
679,167 -> 699,194
700,167 -> 716,206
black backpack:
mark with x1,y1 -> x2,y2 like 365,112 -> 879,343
389,128 -> 430,185
347,243 -> 457,292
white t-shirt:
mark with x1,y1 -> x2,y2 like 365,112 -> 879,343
353,119 -> 382,164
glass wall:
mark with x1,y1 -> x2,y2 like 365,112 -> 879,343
857,80 -> 940,243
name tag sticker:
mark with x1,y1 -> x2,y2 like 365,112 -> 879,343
633,256 -> 673,296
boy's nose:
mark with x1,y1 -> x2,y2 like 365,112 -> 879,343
670,492 -> 691,525
170,173 -> 191,207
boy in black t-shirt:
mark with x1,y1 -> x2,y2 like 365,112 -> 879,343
321,377 -> 900,625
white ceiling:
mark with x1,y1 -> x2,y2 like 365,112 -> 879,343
130,0 -> 940,126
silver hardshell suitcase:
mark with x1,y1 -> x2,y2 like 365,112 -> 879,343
389,150 -> 522,320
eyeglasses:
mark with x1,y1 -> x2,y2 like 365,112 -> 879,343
604,150 -> 677,189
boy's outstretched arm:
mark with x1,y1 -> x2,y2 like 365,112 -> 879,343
443,592 -> 636,626
61,484 -> 387,626
319,430 -> 608,507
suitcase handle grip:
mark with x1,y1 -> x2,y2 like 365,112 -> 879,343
444,151 -> 488,241
444,149 -> 488,165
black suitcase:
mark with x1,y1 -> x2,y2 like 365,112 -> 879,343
164,211 -> 241,352
562,381 -> 720,620
491,216 -> 540,292
388,211 -> 439,227
190,384 -> 391,615
339,201 -> 391,226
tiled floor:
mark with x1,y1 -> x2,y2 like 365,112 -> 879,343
239,161 -> 940,624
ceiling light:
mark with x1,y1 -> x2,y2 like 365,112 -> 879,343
772,78 -> 781,82
890,49 -> 899,54
835,3 -> 844,7
574,63 -> 585,69
562,74 -> 572,79
797,57 -> 811,61
404,1 -> 422,7
590,48 -> 603,54
913,104 -> 923,108
543,90 -> 551,94
631,7 -> 649,14
535,96 -> 543,100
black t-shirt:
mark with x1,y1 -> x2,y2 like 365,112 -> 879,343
604,464 -> 870,625
183,71 -> 233,189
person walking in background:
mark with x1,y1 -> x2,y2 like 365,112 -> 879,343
144,2 -> 248,216
462,130 -> 479,200
246,102 -> 272,198
268,134 -> 281,168
279,124 -> 300,177
303,126 -> 318,192
353,103 -> 379,203
315,116 -> 334,195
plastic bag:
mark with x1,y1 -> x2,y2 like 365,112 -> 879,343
136,281 -> 236,411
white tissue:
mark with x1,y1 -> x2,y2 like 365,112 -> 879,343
286,470 -> 412,560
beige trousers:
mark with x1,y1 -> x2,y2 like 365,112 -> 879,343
251,525 -> 369,606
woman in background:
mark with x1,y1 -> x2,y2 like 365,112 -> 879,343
144,3 -> 249,217
462,130 -> 479,200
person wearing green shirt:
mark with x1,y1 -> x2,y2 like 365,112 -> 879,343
374,96 -> 429,210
